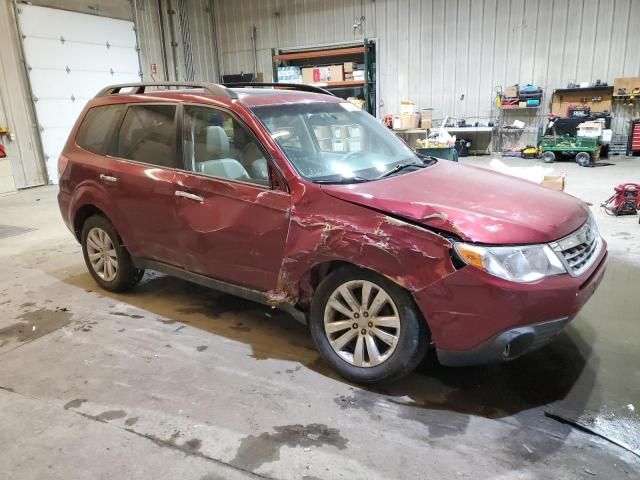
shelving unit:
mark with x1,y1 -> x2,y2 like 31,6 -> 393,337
271,40 -> 376,115
493,104 -> 544,152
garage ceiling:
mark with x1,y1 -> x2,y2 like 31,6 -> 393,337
16,5 -> 140,183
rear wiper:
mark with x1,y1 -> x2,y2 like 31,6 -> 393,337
313,176 -> 371,184
376,161 -> 426,179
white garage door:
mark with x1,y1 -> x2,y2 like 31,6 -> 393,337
16,5 -> 140,184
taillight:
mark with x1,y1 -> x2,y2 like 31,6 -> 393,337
58,154 -> 70,179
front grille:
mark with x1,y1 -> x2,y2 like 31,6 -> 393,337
550,216 -> 602,277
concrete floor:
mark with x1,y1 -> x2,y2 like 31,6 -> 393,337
1,156 -> 639,479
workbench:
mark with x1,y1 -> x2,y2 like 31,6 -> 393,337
443,127 -> 494,154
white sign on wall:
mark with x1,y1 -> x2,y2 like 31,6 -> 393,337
16,5 -> 140,183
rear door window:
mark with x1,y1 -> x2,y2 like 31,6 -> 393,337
117,104 -> 178,168
76,104 -> 125,155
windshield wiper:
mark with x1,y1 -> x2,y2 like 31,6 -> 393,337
376,161 -> 426,179
313,176 -> 371,184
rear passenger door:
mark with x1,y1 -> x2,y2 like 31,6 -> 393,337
110,103 -> 184,266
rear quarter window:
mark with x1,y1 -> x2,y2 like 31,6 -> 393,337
76,104 -> 125,155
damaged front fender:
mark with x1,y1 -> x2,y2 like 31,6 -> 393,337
271,190 -> 456,309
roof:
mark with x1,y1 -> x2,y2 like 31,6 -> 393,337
92,86 -> 342,109
231,88 -> 343,107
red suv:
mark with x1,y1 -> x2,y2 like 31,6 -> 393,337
58,82 -> 607,383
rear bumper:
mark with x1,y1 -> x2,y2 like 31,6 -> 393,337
436,316 -> 569,366
57,190 -> 73,233
414,242 -> 608,365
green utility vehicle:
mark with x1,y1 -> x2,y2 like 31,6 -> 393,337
539,135 -> 601,166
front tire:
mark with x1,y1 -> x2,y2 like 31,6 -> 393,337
542,151 -> 555,163
81,215 -> 144,292
309,267 -> 429,384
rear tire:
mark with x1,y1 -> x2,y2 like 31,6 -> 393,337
575,151 -> 591,166
309,267 -> 429,384
81,215 -> 144,292
542,151 -> 555,163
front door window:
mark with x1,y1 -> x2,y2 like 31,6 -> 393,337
183,106 -> 270,187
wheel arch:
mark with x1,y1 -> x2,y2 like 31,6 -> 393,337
294,260 -> 429,332
73,204 -> 108,241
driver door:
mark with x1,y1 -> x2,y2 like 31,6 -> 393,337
174,105 -> 291,292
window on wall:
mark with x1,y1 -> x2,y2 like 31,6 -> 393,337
117,104 -> 177,168
76,105 -> 125,155
182,106 -> 270,187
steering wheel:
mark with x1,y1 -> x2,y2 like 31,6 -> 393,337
342,149 -> 367,162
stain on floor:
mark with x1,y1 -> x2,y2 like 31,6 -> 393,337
124,416 -> 138,426
96,410 -> 127,421
175,292 -> 259,319
230,424 -> 348,471
0,308 -> 72,348
184,438 -> 202,451
64,398 -> 87,410
0,224 -> 36,239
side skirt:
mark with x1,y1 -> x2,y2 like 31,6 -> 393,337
132,257 -> 308,326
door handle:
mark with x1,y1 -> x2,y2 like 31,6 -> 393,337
99,174 -> 117,183
175,190 -> 204,203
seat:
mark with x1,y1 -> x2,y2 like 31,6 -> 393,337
205,126 -> 230,158
193,125 -> 249,180
242,142 -> 268,179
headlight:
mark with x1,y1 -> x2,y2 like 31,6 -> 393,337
454,242 -> 566,283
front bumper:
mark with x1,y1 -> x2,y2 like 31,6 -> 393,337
436,316 -> 569,366
414,241 -> 608,366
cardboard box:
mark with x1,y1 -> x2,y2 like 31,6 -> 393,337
399,113 -> 419,130
328,64 -> 343,82
542,175 -> 566,192
343,62 -> 356,73
353,70 -> 365,80
420,108 -> 432,128
302,67 -> 315,84
302,65 -> 344,83
505,84 -> 519,98
277,66 -> 302,83
577,120 -> 604,138
400,101 -> 416,114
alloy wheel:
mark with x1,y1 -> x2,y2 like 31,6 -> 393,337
324,280 -> 401,368
86,227 -> 118,282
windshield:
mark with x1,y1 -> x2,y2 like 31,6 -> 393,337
251,102 -> 432,182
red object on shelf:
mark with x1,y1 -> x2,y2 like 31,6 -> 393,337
0,144 -> 6,158
631,120 -> 640,153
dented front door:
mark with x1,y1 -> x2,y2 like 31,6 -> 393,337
173,171 -> 291,292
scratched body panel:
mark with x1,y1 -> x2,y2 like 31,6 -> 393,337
273,185 -> 454,305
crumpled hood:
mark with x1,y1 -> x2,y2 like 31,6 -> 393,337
320,160 -> 588,244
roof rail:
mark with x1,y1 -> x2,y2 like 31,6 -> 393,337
95,82 -> 236,98
223,82 -> 335,97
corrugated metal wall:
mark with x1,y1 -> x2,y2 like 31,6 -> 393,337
206,0 -> 640,123
135,0 -> 219,82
